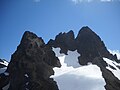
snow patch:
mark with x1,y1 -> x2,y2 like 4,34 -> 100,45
52,47 -> 106,90
103,58 -> 120,80
4,72 -> 9,76
64,50 -> 80,68
52,55 -> 74,77
0,67 -> 7,74
25,74 -> 29,78
0,60 -> 8,66
52,47 -> 80,68
52,48 -> 65,57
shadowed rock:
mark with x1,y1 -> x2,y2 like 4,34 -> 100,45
48,26 -> 118,65
4,31 -> 61,90
48,30 -> 76,54
76,26 -> 117,65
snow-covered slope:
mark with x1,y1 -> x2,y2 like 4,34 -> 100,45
51,48 -> 106,90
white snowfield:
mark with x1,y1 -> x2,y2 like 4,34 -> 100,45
52,48 -> 106,90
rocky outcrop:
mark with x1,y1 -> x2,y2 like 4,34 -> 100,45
48,30 -> 76,54
2,31 -> 61,90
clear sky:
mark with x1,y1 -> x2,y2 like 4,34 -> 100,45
0,0 -> 120,61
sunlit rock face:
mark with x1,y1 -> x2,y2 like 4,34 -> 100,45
5,31 -> 61,90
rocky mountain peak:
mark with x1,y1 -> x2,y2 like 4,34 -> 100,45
76,26 -> 101,43
20,31 -> 45,51
76,26 -> 117,65
78,26 -> 92,32
48,26 -> 118,65
48,26 -> 120,90
76,26 -> 106,64
3,31 -> 61,90
0,27 -> 120,90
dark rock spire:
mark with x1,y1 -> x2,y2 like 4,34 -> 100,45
76,26 -> 117,65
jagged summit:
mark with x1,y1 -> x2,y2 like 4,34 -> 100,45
0,27 -> 120,90
76,26 -> 101,41
76,26 -> 117,65
48,26 -> 120,90
78,26 -> 92,31
48,30 -> 76,54
20,31 -> 45,49
48,26 -> 118,65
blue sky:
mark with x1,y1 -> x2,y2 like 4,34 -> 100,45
0,0 -> 120,61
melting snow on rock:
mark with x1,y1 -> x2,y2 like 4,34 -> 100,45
103,57 -> 120,80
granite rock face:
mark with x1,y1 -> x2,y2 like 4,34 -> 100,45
5,31 -> 61,90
